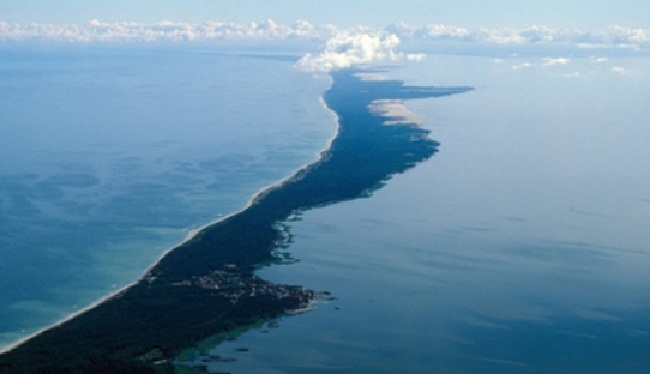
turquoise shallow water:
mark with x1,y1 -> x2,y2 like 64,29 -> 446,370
0,45 -> 334,349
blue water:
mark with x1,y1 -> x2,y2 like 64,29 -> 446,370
195,55 -> 650,372
3,45 -> 650,372
0,45 -> 334,349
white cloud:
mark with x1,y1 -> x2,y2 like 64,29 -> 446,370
512,62 -> 535,70
405,53 -> 427,61
295,31 -> 420,72
476,27 -> 527,44
541,57 -> 571,66
385,22 -> 471,41
420,24 -> 472,40
603,25 -> 650,44
0,19 -> 336,43
385,22 -> 650,48
0,20 -> 648,52
610,66 -> 628,74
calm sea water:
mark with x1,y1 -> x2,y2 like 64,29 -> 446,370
3,45 -> 650,372
0,45 -> 334,349
197,55 -> 650,373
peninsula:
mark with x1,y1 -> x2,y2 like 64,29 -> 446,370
0,69 -> 472,372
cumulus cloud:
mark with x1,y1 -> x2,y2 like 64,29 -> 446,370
477,27 -> 528,44
610,66 -> 628,74
295,31 -> 424,72
512,62 -> 535,70
541,57 -> 571,66
405,53 -> 427,61
603,25 -> 650,44
0,19 -> 648,51
0,19 -> 336,43
385,22 -> 650,48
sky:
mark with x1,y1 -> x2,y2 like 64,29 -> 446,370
1,0 -> 649,30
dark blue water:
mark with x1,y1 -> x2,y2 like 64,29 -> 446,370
197,56 -> 650,373
3,46 -> 650,372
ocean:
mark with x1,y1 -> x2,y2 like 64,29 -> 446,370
184,54 -> 650,372
0,44 -> 334,350
2,45 -> 650,372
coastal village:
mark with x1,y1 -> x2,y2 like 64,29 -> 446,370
158,265 -> 321,313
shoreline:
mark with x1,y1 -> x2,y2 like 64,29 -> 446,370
0,75 -> 338,356
0,68 -> 471,371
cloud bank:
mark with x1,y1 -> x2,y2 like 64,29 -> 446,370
386,22 -> 650,47
294,31 -> 424,72
1,19 -> 649,49
1,20 -> 647,73
0,19 -> 336,43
